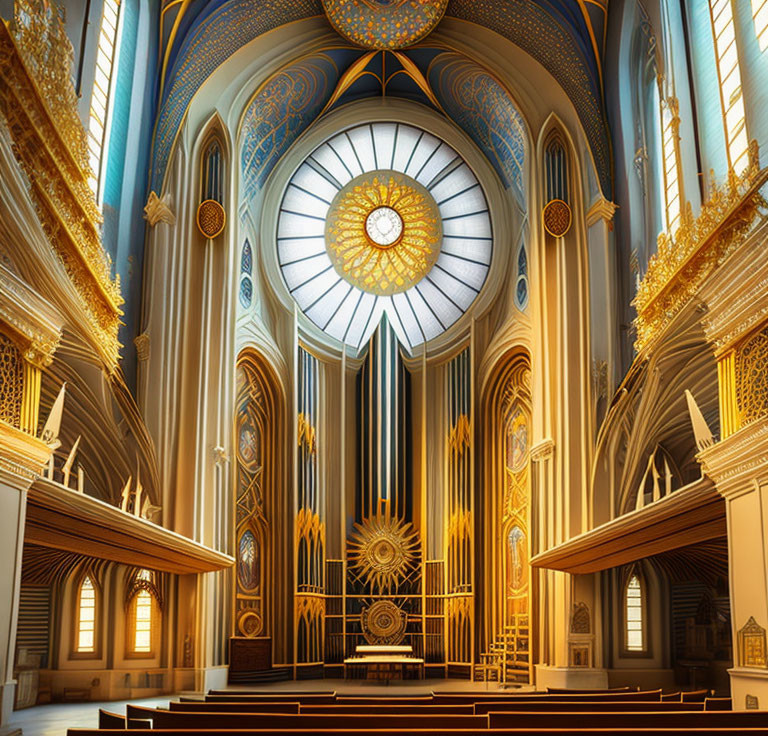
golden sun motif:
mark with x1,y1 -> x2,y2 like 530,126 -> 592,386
347,514 -> 420,593
325,171 -> 442,296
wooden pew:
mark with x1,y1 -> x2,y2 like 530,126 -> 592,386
201,693 -> 336,704
126,705 -> 489,730
68,728 -> 768,736
487,709 -> 768,729
169,702 -> 300,713
706,697 -> 734,710
474,700 -> 705,714
300,704 -> 475,715
209,690 -> 336,695
661,691 -> 682,701
433,688 -> 663,704
682,689 -> 711,702
336,696 -> 435,705
546,686 -> 637,693
97,710 -> 125,728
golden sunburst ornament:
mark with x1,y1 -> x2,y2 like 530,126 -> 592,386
347,514 -> 420,593
325,171 -> 442,295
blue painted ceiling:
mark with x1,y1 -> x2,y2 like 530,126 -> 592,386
152,0 -> 610,195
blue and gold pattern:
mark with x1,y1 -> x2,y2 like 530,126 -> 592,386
240,54 -> 340,198
446,0 -> 611,195
321,0 -> 448,50
428,53 -> 526,200
150,0 -> 322,194
151,0 -> 611,196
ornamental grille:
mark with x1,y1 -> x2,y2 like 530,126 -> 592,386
736,324 -> 768,425
0,332 -> 23,428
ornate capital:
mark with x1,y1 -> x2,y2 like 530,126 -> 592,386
134,332 -> 150,362
586,197 -> 618,228
531,438 -> 555,462
144,191 -> 176,227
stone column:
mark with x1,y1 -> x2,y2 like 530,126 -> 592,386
0,265 -> 62,726
697,223 -> 768,709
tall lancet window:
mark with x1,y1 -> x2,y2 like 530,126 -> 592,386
197,137 -> 226,238
128,569 -> 157,656
543,138 -> 572,238
754,0 -> 768,51
75,575 -> 96,653
708,0 -> 749,174
202,139 -> 223,203
624,572 -> 646,652
87,0 -> 123,201
660,97 -> 681,234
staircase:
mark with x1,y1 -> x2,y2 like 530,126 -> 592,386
475,613 -> 530,684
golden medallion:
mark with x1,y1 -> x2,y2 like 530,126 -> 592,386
325,171 -> 442,295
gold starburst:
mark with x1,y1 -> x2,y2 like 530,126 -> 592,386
347,514 -> 420,593
326,171 -> 442,295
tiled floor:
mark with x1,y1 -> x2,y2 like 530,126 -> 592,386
8,679 -> 526,736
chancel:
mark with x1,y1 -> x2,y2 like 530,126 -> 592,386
1,0 -> 768,733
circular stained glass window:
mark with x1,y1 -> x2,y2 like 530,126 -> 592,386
277,122 -> 492,350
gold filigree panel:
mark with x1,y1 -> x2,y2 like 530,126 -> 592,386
739,616 -> 768,668
735,324 -> 768,426
633,143 -> 766,354
360,599 -> 407,644
0,13 -> 123,368
347,514 -> 419,593
322,0 -> 448,50
326,171 -> 441,295
0,333 -> 24,428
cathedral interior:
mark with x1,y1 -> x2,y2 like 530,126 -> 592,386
1,0 -> 768,732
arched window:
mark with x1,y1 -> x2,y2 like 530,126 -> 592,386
128,569 -> 156,656
660,98 -> 681,234
754,0 -> 768,51
624,572 -> 646,652
545,138 -> 568,203
87,0 -> 123,201
202,139 -> 223,203
75,575 -> 96,653
708,0 -> 749,174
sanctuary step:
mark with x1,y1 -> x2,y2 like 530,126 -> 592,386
227,667 -> 292,684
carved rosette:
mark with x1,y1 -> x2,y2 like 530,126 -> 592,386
360,600 -> 407,644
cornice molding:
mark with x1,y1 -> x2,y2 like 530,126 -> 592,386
0,420 -> 52,484
699,221 -> 768,355
586,196 -> 618,228
0,263 -> 63,367
698,416 -> 768,498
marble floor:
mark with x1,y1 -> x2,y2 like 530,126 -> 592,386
7,678 -> 525,736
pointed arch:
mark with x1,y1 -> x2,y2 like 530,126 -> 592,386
480,349 -> 532,682
622,565 -> 648,655
234,349 -> 285,644
72,569 -> 100,657
196,113 -> 231,205
125,568 -> 162,657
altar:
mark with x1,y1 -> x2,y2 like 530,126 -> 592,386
343,644 -> 425,680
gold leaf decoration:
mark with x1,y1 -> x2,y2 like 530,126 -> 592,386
347,514 -> 420,593
325,171 -> 442,295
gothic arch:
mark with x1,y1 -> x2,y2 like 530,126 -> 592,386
479,349 -> 533,681
234,349 -> 286,650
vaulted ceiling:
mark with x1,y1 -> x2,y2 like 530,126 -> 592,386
151,0 -> 610,195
